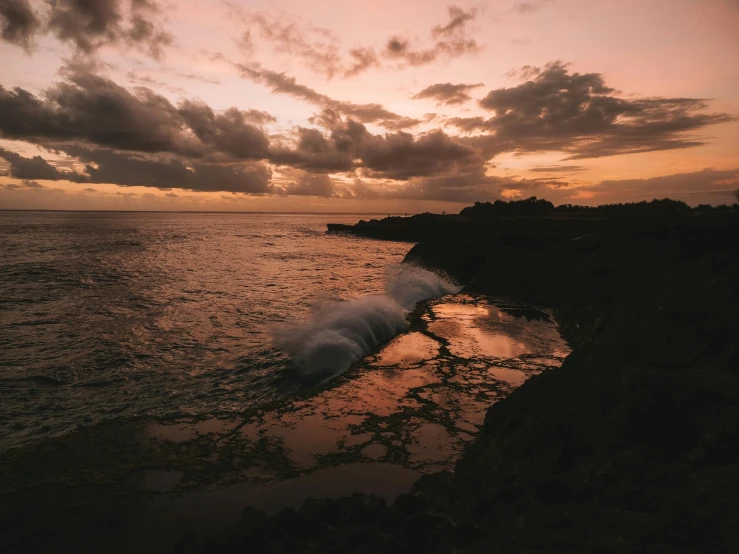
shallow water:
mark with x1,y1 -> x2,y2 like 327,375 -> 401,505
1,255 -> 571,553
94,293 -> 569,552
0,211 -> 419,451
129,294 -> 570,479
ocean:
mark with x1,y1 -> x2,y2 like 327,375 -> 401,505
0,211 -> 457,452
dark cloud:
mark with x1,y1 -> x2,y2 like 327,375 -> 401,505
46,0 -> 173,58
443,116 -> 486,132
446,62 -> 733,159
125,12 -> 173,59
359,129 -> 478,180
40,144 -> 274,193
66,145 -> 273,193
0,72 -> 198,154
0,146 -> 88,181
413,82 -> 483,106
384,5 -> 479,68
0,69 -> 281,195
284,173 -> 336,197
269,126 -> 354,172
0,70 -> 467,194
178,100 -> 270,159
0,0 -> 173,57
0,0 -> 40,50
0,72 -> 272,159
236,64 -> 421,130
270,118 -> 479,181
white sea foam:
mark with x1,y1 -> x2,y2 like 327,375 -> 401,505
274,265 -> 460,378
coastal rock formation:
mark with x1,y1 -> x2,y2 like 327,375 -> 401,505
180,202 -> 739,553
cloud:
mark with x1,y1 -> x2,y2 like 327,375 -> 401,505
0,71 -> 272,159
0,70 -> 473,193
446,61 -> 733,159
43,144 -> 274,193
269,125 -> 355,172
46,0 -> 173,58
247,12 -> 343,78
587,168 -> 739,202
284,173 -> 336,197
230,7 -> 379,79
505,64 -> 542,79
270,118 -> 479,180
413,82 -> 483,106
528,164 -> 585,173
77,147 -> 271,193
359,128 -> 478,180
345,47 -> 379,77
0,0 -> 40,50
21,179 -> 43,188
497,167 -> 739,206
231,5 -> 478,78
178,100 -> 270,159
348,166 -> 536,203
431,5 -> 477,37
513,1 -> 554,14
0,146 -> 88,181
236,63 -> 421,130
384,5 -> 479,68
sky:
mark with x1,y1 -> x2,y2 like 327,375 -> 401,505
0,0 -> 738,212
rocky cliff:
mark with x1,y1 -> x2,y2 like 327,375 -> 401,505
178,204 -> 739,553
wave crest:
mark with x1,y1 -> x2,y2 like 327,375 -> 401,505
273,265 -> 459,378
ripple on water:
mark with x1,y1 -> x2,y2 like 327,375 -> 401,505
134,294 -> 570,477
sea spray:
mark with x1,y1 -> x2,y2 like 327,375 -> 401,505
273,265 -> 460,378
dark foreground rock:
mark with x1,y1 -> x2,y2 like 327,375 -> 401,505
179,203 -> 739,553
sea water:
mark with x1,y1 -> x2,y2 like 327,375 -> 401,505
0,211 -> 456,452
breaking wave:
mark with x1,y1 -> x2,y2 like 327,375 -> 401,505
273,265 -> 460,379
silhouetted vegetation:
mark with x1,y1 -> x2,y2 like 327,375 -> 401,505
457,197 -> 718,219
460,197 -> 555,218
553,197 -> 691,216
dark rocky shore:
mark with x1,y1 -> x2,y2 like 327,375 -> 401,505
177,199 -> 739,553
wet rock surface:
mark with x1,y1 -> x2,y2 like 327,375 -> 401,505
3,205 -> 738,553
174,208 -> 739,553
0,295 -> 566,553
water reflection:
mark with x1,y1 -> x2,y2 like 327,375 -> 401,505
428,299 -> 566,360
137,294 -> 570,477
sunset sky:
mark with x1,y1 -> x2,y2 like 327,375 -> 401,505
1,0 -> 738,211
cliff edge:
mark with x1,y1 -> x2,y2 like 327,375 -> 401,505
178,201 -> 739,553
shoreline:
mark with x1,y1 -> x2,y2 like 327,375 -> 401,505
175,206 -> 739,553
0,291 -> 566,554
2,204 -> 737,553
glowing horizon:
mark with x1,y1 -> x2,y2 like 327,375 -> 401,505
1,0 -> 738,211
